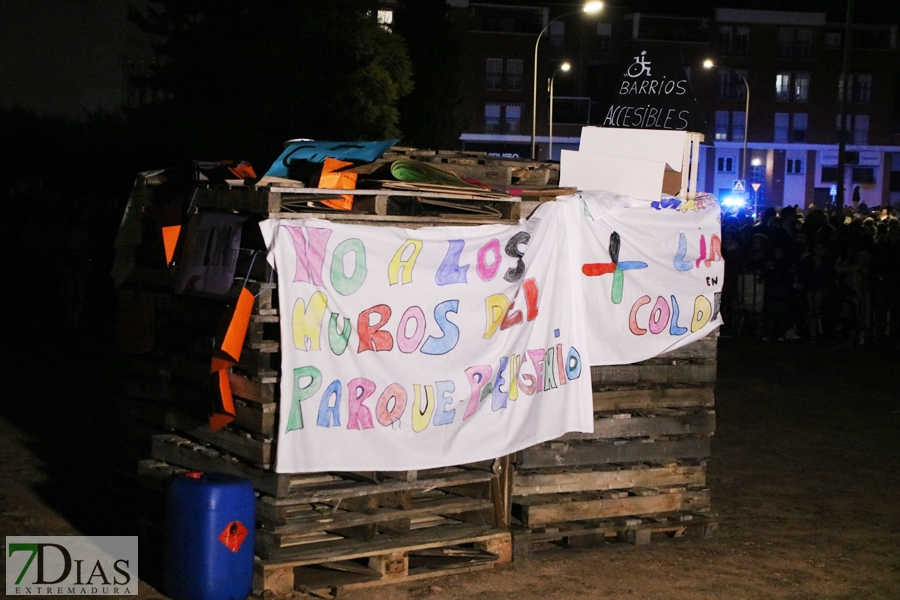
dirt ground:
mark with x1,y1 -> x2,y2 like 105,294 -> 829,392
2,324 -> 899,599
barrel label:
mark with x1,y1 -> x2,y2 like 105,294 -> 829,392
218,521 -> 249,553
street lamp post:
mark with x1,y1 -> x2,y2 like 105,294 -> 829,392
531,1 -> 603,160
704,60 -> 751,212
549,62 -> 571,161
739,75 -> 750,194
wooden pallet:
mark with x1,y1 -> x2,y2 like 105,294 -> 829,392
192,185 -> 522,222
509,334 -> 717,555
256,469 -> 502,561
511,511 -> 717,561
254,525 -> 511,598
512,485 -> 710,527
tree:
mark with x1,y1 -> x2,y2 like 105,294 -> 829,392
128,0 -> 413,164
392,0 -> 465,150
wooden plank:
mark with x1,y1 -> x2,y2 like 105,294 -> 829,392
592,387 -> 715,412
164,411 -> 273,467
510,513 -> 716,560
233,400 -> 276,437
266,213 -> 517,226
512,463 -> 706,496
561,412 -> 715,441
228,371 -> 275,404
255,531 -> 510,596
151,436 -> 357,497
235,348 -> 278,380
258,470 -> 495,515
516,437 -> 711,470
150,435 -> 290,495
254,523 -> 505,567
192,186 -> 279,213
271,186 -> 518,202
260,496 -> 493,538
591,363 -> 716,386
516,489 -> 710,526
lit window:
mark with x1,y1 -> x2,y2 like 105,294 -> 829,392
793,72 -> 810,102
486,58 -> 502,91
377,10 -> 393,30
776,71 -> 810,102
776,72 -> 792,101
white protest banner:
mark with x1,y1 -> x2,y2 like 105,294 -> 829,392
260,192 -> 722,473
569,191 -> 724,365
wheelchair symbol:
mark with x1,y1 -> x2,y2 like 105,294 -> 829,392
625,51 -> 652,78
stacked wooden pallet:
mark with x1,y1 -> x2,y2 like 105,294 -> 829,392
197,177 -> 523,221
147,435 -> 511,596
381,147 -> 560,188
509,334 -> 718,559
116,173 -> 518,597
117,159 -> 718,594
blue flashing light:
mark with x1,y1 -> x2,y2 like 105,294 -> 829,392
721,194 -> 747,208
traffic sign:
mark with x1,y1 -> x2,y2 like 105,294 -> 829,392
732,180 -> 745,192
751,182 -> 761,192
830,184 -> 838,196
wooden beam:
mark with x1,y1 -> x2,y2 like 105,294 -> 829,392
516,437 -> 711,469
516,489 -> 710,526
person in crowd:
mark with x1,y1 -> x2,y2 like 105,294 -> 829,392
718,199 -> 898,347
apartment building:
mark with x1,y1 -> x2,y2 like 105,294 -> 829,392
451,2 -> 900,209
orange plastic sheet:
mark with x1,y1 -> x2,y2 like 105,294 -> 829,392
318,157 -> 357,210
209,287 -> 255,430
209,369 -> 235,431
161,225 -> 181,266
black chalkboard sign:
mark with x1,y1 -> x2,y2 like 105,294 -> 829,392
602,44 -> 712,142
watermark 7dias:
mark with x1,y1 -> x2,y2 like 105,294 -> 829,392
6,536 -> 138,596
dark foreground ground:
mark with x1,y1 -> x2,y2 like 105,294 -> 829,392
2,322 -> 899,599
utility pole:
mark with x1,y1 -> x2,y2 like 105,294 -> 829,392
836,0 -> 853,212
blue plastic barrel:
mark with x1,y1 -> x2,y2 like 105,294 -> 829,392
164,472 -> 255,600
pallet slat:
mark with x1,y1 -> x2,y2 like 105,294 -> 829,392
515,436 -> 711,470
512,462 -> 706,496
514,489 -> 710,526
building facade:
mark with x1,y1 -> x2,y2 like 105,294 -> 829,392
449,2 -> 900,209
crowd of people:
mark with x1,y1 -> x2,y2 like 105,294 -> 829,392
720,198 -> 900,347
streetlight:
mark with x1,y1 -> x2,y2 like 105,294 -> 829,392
549,62 -> 571,161
704,59 -> 750,208
531,1 -> 603,160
